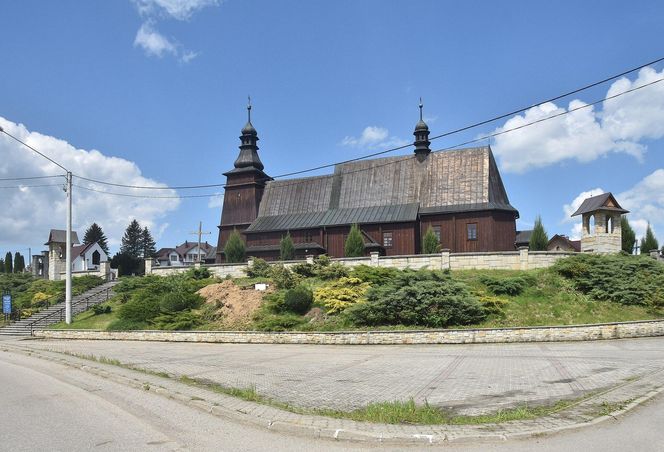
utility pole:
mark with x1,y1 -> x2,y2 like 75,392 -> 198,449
190,221 -> 211,263
65,171 -> 73,324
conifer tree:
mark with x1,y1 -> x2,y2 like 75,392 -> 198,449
344,224 -> 365,257
14,252 -> 24,273
422,226 -> 441,254
5,252 -> 12,273
529,215 -> 549,251
141,227 -> 157,258
280,233 -> 295,261
621,216 -> 636,254
224,229 -> 246,263
83,222 -> 109,255
640,223 -> 659,254
120,219 -> 143,258
0,258 -> 4,273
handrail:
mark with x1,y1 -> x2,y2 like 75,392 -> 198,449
28,284 -> 112,334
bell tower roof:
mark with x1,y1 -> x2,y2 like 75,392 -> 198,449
413,98 -> 431,157
232,96 -> 264,171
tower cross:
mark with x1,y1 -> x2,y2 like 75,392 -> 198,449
189,221 -> 212,263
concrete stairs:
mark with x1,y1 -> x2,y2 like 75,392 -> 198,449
0,281 -> 118,336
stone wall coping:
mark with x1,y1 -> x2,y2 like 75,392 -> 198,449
450,251 -> 520,257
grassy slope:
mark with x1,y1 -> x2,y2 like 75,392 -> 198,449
50,299 -> 121,330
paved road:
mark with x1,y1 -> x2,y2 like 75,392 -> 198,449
20,337 -> 664,415
1,347 -> 663,451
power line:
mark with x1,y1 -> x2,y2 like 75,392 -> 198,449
0,175 -> 64,182
72,175 -> 226,190
0,126 -> 69,172
0,183 -> 62,189
73,184 -> 223,199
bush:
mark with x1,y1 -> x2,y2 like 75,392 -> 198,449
316,262 -> 349,280
479,276 -> 527,296
224,229 -> 246,263
280,233 -> 295,261
186,267 -> 211,280
245,258 -> 271,278
314,277 -> 370,314
346,270 -> 486,327
106,319 -> 148,331
253,313 -> 307,331
117,295 -> 161,323
422,227 -> 440,254
269,264 -> 301,289
344,224 -> 365,257
159,291 -> 202,313
291,262 -> 316,277
350,265 -> 399,285
478,294 -> 508,317
553,254 -> 664,306
283,285 -> 313,314
153,311 -> 203,330
92,304 -> 112,315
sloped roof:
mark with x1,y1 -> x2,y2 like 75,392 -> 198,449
250,147 -> 517,230
548,234 -> 581,252
71,243 -> 95,258
45,229 -> 80,245
515,230 -> 533,245
245,242 -> 325,253
571,192 -> 628,217
245,203 -> 419,233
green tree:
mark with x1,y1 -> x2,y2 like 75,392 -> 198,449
529,215 -> 549,251
280,233 -> 295,261
224,229 -> 246,263
110,252 -> 142,276
422,226 -> 440,254
0,258 -> 4,273
621,216 -> 636,254
141,227 -> 157,258
640,223 -> 659,254
83,222 -> 109,255
5,252 -> 12,273
120,219 -> 143,258
344,224 -> 365,257
14,252 -> 24,273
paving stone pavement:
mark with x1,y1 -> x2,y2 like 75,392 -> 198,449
17,336 -> 664,416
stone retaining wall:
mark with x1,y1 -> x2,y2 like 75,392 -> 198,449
36,320 -> 664,345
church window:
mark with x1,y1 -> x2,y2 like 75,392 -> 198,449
92,250 -> 100,265
383,232 -> 393,248
467,223 -> 477,240
432,225 -> 441,242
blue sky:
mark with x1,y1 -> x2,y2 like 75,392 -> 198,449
1,0 -> 664,255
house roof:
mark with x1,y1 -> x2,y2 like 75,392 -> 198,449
244,242 -> 326,253
245,203 -> 419,233
548,234 -> 581,252
247,146 -> 517,231
515,230 -> 533,245
45,229 -> 80,245
156,242 -> 217,260
71,243 -> 95,258
571,192 -> 628,217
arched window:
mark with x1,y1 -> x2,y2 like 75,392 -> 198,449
589,215 -> 595,235
92,250 -> 101,266
606,215 -> 613,233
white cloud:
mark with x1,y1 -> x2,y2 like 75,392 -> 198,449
131,0 -> 221,62
562,170 -> 664,242
342,126 -> 409,150
0,116 -> 180,251
492,67 -> 664,173
207,193 -> 224,209
134,22 -> 178,58
133,0 -> 220,21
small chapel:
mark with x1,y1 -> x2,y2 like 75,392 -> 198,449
216,102 -> 520,262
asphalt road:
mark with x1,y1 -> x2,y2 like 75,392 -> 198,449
1,345 -> 664,451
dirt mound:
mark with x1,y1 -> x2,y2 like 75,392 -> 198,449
197,280 -> 270,328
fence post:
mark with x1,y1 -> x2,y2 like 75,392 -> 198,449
306,255 -> 314,265
441,249 -> 451,270
370,252 -> 380,267
519,246 -> 529,271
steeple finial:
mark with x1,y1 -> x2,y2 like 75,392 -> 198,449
247,95 -> 252,123
419,97 -> 423,121
413,97 -> 431,158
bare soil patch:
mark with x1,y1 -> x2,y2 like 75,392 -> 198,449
197,281 -> 270,328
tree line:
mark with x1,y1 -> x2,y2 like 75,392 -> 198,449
0,252 -> 26,273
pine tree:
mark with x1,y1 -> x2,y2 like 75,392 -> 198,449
141,227 -> 157,258
224,229 -> 246,263
640,223 -> 659,254
422,226 -> 441,254
621,216 -> 636,254
529,215 -> 549,251
14,252 -> 24,273
0,258 -> 4,273
83,222 -> 109,255
5,252 -> 12,273
280,233 -> 295,261
344,224 -> 365,257
120,219 -> 143,258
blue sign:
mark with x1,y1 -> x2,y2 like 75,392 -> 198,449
2,294 -> 11,314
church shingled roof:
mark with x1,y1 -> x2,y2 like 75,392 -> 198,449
570,192 -> 628,217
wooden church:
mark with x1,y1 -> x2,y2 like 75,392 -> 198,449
216,102 -> 519,262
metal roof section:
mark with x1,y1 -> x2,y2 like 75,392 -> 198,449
571,192 -> 629,217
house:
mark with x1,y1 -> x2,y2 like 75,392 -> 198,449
216,103 -> 520,261
155,241 -> 217,266
546,234 -> 580,252
71,242 -> 108,271
33,229 -> 108,280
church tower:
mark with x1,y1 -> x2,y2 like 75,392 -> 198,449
216,99 -> 271,262
570,192 -> 628,253
413,98 -> 431,161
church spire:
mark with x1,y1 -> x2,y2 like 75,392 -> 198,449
413,97 -> 431,157
234,96 -> 264,170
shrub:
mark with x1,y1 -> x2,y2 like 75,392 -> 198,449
422,227 -> 440,254
283,285 -> 313,314
153,311 -> 203,330
92,304 -> 112,315
269,264 -> 301,289
159,291 -> 203,313
186,267 -> 211,280
314,277 -> 370,314
117,295 -> 161,323
477,294 -> 508,317
316,262 -> 349,280
245,258 -> 271,278
553,254 -> 664,306
479,276 -> 527,296
280,233 -> 295,261
254,314 -> 307,331
350,265 -> 399,285
291,262 -> 316,277
106,319 -> 147,331
346,270 -> 486,327
529,215 -> 548,251
224,229 -> 246,263
344,224 -> 365,257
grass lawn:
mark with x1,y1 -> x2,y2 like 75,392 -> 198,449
50,299 -> 122,330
